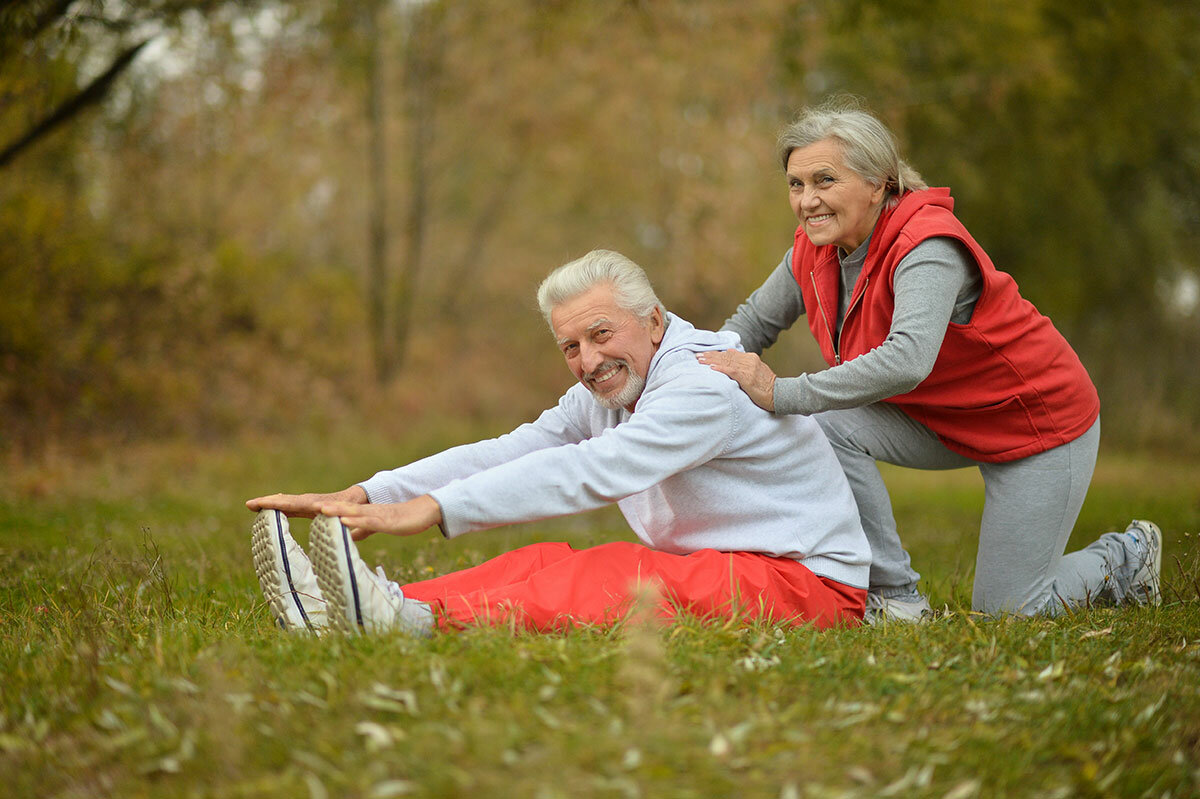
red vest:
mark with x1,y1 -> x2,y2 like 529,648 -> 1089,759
792,188 -> 1100,462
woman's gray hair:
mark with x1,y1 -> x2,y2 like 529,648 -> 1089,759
777,97 -> 928,208
536,249 -> 666,328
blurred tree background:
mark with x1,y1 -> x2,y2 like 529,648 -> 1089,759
2,0 -> 1198,459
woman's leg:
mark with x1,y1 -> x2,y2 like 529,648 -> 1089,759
406,540 -> 865,632
815,404 -> 974,597
820,410 -> 1139,615
974,419 -> 1144,615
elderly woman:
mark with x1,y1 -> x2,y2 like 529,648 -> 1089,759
699,100 -> 1161,621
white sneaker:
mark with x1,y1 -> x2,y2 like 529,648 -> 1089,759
863,591 -> 932,625
308,514 -> 433,637
251,509 -> 327,632
1125,520 -> 1163,606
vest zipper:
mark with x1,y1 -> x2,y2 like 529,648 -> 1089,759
843,276 -> 870,333
810,271 -> 841,365
811,272 -> 870,366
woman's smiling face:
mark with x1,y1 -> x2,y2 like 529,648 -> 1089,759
786,138 -> 887,253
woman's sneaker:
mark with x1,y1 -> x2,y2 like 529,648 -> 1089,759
308,514 -> 433,637
250,509 -> 327,632
1124,520 -> 1163,606
863,591 -> 932,625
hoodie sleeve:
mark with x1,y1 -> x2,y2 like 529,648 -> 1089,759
357,391 -> 591,504
430,373 -> 737,537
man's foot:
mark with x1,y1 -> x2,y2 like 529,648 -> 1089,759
863,591 -> 932,625
251,509 -> 327,632
1124,519 -> 1163,606
308,514 -> 434,637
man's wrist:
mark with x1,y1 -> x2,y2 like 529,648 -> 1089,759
342,485 -> 369,504
418,494 -> 443,527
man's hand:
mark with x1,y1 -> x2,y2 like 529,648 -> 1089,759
246,486 -> 368,517
696,349 -> 778,412
319,495 -> 443,541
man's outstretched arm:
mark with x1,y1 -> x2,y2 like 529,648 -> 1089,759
245,395 -> 586,517
358,397 -> 587,505
431,375 -> 735,536
246,485 -> 441,541
319,495 -> 442,541
246,485 -> 368,517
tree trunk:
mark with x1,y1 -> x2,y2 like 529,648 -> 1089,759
364,0 -> 392,383
392,4 -> 441,374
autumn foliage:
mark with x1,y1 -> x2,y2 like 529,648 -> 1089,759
2,0 -> 1198,454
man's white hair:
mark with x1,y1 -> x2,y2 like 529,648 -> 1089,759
536,249 -> 666,328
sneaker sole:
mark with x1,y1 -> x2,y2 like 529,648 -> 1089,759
863,611 -> 929,626
1131,520 -> 1163,606
309,514 -> 363,635
251,509 -> 315,632
863,596 -> 931,626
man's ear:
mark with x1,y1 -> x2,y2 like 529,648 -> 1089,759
649,307 -> 666,345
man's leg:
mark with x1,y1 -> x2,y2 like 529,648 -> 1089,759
404,541 -> 865,632
815,404 -> 975,599
308,515 -> 435,636
402,541 -> 577,598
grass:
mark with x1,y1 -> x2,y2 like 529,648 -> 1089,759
1,426 -> 1198,798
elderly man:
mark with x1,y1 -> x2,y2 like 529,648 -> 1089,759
247,250 -> 869,636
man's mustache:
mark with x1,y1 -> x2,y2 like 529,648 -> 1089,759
582,360 -> 628,382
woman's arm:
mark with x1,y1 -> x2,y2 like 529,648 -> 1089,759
773,237 -> 978,414
704,238 -> 979,414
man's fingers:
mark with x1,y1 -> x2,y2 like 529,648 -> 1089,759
247,493 -> 285,510
320,501 -> 358,516
247,494 -> 305,514
316,498 -> 434,538
320,503 -> 383,534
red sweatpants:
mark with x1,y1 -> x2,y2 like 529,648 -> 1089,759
401,541 -> 866,632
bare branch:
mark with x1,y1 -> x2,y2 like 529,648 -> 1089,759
0,36 -> 153,169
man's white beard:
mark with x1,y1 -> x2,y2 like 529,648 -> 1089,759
587,359 -> 645,410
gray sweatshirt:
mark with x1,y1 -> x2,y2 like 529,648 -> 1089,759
359,314 -> 870,589
723,237 -> 982,415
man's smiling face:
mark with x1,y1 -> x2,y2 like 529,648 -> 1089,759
550,283 -> 665,412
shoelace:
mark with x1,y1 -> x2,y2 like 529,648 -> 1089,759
375,565 -> 407,604
1125,531 -> 1151,571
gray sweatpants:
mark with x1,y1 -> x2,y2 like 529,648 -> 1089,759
815,406 -> 1137,615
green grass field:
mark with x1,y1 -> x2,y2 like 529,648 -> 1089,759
2,428 -> 1198,798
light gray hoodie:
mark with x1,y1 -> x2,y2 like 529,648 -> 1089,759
359,314 -> 869,588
